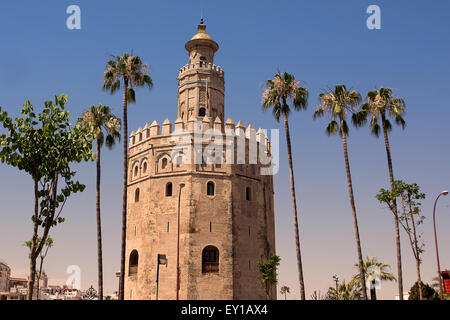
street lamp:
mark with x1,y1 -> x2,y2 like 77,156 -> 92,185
332,274 -> 339,300
176,183 -> 185,300
156,254 -> 168,300
433,190 -> 448,300
115,271 -> 120,299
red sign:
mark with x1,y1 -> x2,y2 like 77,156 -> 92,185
442,270 -> 450,293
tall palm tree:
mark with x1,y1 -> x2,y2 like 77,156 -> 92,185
78,104 -> 121,300
314,84 -> 367,300
262,72 -> 308,299
351,256 -> 396,300
102,53 -> 153,299
357,87 -> 406,299
280,286 -> 290,300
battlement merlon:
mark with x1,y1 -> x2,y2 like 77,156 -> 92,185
128,117 -> 272,153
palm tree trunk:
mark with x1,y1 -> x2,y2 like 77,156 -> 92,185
96,139 -> 104,300
283,113 -> 306,300
119,80 -> 129,300
381,113 -> 403,300
341,128 -> 367,300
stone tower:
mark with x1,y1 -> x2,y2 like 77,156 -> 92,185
125,20 -> 276,300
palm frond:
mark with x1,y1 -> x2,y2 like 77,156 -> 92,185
325,120 -> 339,136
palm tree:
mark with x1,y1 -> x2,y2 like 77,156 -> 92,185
280,286 -> 290,300
314,84 -> 367,300
357,87 -> 406,299
262,72 -> 308,299
351,256 -> 396,300
102,53 -> 153,299
78,104 -> 121,300
326,281 -> 362,300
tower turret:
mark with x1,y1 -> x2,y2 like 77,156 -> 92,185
177,19 -> 225,125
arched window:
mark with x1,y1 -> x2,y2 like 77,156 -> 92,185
135,188 -> 140,202
129,250 -> 139,276
166,182 -> 173,197
202,246 -> 219,273
176,156 -> 182,167
134,165 -> 139,177
207,181 -> 215,196
198,107 -> 206,117
246,187 -> 251,201
162,158 -> 168,169
142,162 -> 147,173
199,56 -> 206,67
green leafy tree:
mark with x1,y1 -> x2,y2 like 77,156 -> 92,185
262,72 -> 308,299
102,53 -> 153,299
326,280 -> 362,300
408,281 -> 439,300
0,94 -> 95,299
78,104 -> 121,300
280,286 -> 290,300
351,256 -> 396,300
258,254 -> 281,300
24,237 -> 53,299
356,87 -> 406,299
377,181 -> 426,299
314,84 -> 367,300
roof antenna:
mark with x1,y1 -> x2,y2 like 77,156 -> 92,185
200,8 -> 204,24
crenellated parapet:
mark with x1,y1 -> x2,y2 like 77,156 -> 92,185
178,62 -> 224,78
128,116 -> 274,182
129,117 -> 271,152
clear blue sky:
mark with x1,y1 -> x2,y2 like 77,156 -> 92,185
0,0 -> 449,299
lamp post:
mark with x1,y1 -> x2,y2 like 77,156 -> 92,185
176,183 -> 185,300
115,271 -> 120,299
433,190 -> 448,300
332,274 -> 339,300
156,254 -> 168,300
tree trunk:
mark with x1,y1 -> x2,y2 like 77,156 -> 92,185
96,140 -> 104,300
36,256 -> 44,300
415,259 -> 423,300
381,113 -> 403,300
36,271 -> 40,300
27,176 -> 39,300
119,80 -> 129,300
283,112 -> 306,300
409,199 -> 423,300
341,128 -> 367,300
